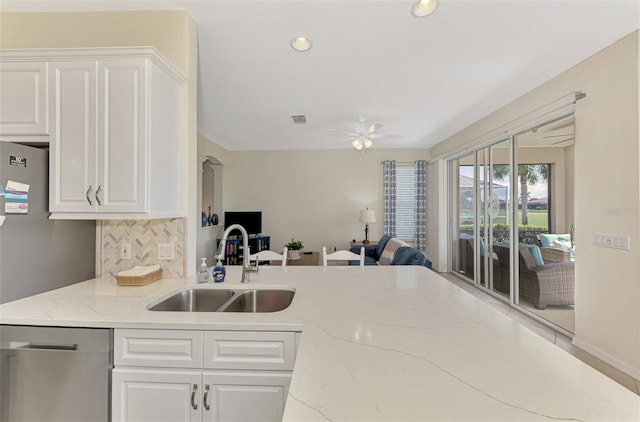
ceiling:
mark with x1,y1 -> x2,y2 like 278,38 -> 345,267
1,1 -> 639,151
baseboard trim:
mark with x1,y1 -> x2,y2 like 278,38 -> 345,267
572,336 -> 640,382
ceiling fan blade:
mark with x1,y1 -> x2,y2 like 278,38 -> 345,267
542,133 -> 575,138
552,137 -> 575,145
328,130 -> 355,137
368,133 -> 401,139
365,123 -> 383,134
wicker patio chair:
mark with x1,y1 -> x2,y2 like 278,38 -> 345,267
493,243 -> 575,309
459,235 -> 502,289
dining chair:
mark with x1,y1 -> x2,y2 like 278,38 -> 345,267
249,247 -> 288,267
322,246 -> 365,267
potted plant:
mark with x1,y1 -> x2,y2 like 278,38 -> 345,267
285,239 -> 304,260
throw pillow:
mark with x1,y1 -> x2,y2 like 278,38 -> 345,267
519,243 -> 545,266
391,247 -> 427,266
538,233 -> 557,248
378,238 -> 409,265
553,240 -> 572,251
376,235 -> 391,258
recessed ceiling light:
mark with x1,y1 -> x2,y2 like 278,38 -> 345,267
412,0 -> 439,17
291,36 -> 312,52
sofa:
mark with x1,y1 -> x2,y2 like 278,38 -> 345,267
349,235 -> 433,268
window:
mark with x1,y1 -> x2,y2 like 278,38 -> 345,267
395,164 -> 416,243
382,160 -> 427,249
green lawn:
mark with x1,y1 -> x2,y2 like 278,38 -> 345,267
460,209 -> 548,228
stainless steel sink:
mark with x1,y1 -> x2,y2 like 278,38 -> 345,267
148,288 -> 236,312
218,289 -> 296,313
147,288 -> 294,313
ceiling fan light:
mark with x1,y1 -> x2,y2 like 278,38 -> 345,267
290,36 -> 312,52
412,0 -> 438,17
364,139 -> 373,149
352,139 -> 363,150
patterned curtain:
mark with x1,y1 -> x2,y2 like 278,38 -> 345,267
382,160 -> 397,237
414,160 -> 427,251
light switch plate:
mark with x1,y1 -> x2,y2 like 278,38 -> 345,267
158,243 -> 175,260
593,233 -> 630,250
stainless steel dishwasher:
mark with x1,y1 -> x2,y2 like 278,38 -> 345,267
0,325 -> 113,422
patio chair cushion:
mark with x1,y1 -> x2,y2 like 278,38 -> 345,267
538,233 -> 571,248
520,243 -> 545,267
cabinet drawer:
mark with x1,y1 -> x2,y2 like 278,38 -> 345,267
115,329 -> 203,368
203,331 -> 296,370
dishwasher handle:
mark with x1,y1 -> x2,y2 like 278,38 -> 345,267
1,342 -> 78,351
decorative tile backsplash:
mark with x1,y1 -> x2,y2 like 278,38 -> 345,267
101,218 -> 185,278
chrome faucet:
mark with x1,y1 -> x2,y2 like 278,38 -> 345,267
215,224 -> 258,283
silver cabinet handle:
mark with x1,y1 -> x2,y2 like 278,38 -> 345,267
95,185 -> 103,206
191,384 -> 198,410
203,384 -> 210,411
85,186 -> 94,205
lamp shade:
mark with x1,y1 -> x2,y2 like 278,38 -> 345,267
358,209 -> 376,224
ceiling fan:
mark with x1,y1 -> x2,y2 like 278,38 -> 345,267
330,117 -> 401,150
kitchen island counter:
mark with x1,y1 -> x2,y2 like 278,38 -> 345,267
1,266 -> 638,421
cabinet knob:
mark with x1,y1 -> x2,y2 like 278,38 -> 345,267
85,186 -> 94,205
203,384 -> 211,411
191,384 -> 198,410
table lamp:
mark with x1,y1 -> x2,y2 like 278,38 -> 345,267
358,209 -> 376,244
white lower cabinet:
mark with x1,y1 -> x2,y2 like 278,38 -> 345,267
112,329 -> 296,422
112,368 -> 201,422
112,368 -> 291,422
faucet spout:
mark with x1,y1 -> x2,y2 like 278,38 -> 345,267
216,224 -> 258,283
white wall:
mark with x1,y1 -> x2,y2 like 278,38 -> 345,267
430,31 -> 640,378
197,146 -> 430,254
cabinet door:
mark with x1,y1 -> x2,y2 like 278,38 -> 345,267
112,368 -> 201,422
97,59 -> 147,213
49,61 -> 98,213
0,61 -> 49,136
202,371 -> 291,422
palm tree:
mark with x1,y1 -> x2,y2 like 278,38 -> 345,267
493,164 -> 548,225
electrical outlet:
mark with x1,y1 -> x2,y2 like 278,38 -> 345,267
120,243 -> 131,259
158,243 -> 175,260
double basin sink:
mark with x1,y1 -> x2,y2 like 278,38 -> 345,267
147,287 -> 295,313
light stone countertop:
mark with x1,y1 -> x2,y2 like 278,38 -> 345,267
1,265 -> 638,421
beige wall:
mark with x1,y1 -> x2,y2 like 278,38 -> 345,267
1,11 -> 198,276
431,31 -> 640,377
0,11 -> 189,76
197,145 -> 430,254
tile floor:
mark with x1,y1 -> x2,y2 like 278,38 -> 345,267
441,272 -> 640,396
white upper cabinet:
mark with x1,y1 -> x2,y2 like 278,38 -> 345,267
1,48 -> 186,219
0,47 -> 187,219
0,61 -> 49,141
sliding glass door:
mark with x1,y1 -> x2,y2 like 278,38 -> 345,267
449,114 -> 576,333
513,115 -> 576,332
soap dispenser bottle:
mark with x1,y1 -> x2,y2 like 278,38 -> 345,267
197,258 -> 210,283
212,258 -> 226,283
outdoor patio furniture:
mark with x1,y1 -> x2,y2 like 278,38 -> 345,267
535,233 -> 574,262
459,235 -> 503,290
493,243 -> 575,309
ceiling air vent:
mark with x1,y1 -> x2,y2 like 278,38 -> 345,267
291,115 -> 307,124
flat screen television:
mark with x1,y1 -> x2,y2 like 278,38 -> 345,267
224,211 -> 262,235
